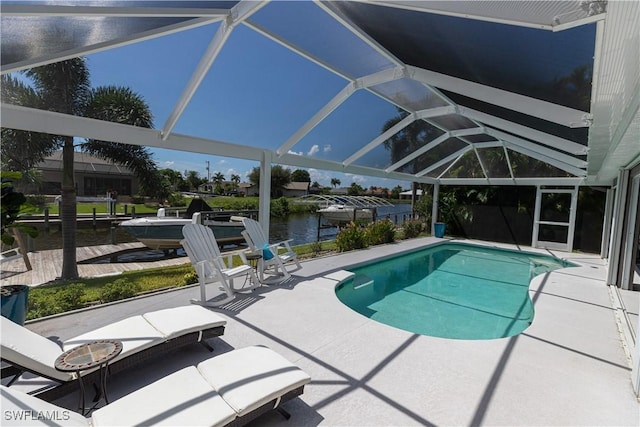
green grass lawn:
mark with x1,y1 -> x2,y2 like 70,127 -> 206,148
25,240 -> 338,321
46,203 -> 160,215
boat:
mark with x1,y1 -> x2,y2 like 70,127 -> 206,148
119,199 -> 247,250
298,195 -> 394,226
317,204 -> 374,225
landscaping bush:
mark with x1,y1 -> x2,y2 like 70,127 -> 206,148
271,197 -> 290,217
182,270 -> 199,286
26,194 -> 47,210
167,192 -> 187,207
99,279 -> 141,303
336,222 -> 368,252
366,219 -> 396,245
58,283 -> 86,309
310,241 -> 322,257
27,284 -> 86,319
131,194 -> 146,204
402,219 -> 424,239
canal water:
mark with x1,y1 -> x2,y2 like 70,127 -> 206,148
270,204 -> 414,246
23,204 -> 413,252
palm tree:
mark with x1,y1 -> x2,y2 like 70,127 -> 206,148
185,171 -> 202,192
213,172 -> 225,185
212,171 -> 225,195
230,174 -> 241,193
248,165 -> 291,197
1,58 -> 156,280
330,178 -> 341,188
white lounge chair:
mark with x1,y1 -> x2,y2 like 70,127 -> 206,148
1,346 -> 311,427
0,305 -> 226,401
182,223 -> 261,308
240,218 -> 302,284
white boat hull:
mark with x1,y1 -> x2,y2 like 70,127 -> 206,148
318,205 -> 373,225
120,217 -> 245,250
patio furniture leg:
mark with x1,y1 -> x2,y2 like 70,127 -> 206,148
190,262 -> 235,307
200,340 -> 214,352
277,407 -> 291,420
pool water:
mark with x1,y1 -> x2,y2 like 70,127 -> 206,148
335,243 -> 574,340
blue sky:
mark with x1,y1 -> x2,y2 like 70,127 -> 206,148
85,15 -> 410,190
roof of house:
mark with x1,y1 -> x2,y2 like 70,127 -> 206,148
40,151 -> 134,175
284,182 -> 310,191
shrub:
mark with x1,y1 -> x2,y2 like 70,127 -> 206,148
270,197 -> 289,217
182,270 -> 199,286
131,194 -> 146,204
26,194 -> 47,210
402,219 -> 424,239
366,219 -> 396,245
336,222 -> 368,252
167,192 -> 187,207
27,284 -> 86,319
310,241 -> 322,257
414,192 -> 433,222
57,283 -> 86,309
99,279 -> 141,303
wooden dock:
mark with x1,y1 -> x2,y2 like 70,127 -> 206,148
0,243 -> 191,287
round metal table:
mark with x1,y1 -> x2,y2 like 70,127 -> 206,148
55,339 -> 123,415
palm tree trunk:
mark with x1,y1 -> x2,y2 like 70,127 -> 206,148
60,138 -> 78,279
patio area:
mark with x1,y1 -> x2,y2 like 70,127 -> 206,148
14,237 -> 639,426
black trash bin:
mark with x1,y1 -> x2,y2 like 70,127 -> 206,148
1,285 -> 29,325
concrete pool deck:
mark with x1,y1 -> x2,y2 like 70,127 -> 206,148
10,237 -> 640,426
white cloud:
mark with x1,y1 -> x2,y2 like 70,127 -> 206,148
163,161 -> 175,167
323,144 -> 332,153
307,145 -> 320,156
345,173 -> 367,184
224,168 -> 240,178
288,150 -> 303,156
308,168 -> 331,183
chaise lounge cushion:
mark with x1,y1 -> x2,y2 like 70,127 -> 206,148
1,385 -> 88,426
143,305 -> 227,339
0,317 -> 73,382
63,315 -> 165,361
197,346 -> 311,416
1,345 -> 311,427
90,366 -> 236,427
1,306 -> 227,393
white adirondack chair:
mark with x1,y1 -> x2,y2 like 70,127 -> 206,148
240,218 -> 302,284
182,223 -> 260,307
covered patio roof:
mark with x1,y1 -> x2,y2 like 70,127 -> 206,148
1,0 -> 639,187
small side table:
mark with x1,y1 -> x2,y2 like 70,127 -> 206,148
55,339 -> 123,415
244,252 -> 262,272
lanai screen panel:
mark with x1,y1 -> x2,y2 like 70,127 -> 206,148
369,79 -> 449,112
246,1 -> 396,80
396,137 -> 468,175
1,1 -> 236,70
353,116 -> 446,170
507,149 -> 575,178
428,114 -> 478,131
476,147 -> 512,179
372,1 -> 603,28
327,1 -> 596,181
333,2 -> 597,110
443,91 -> 589,147
295,90 -> 400,163
441,151 -> 485,179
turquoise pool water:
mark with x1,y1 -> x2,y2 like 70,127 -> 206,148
335,243 -> 574,340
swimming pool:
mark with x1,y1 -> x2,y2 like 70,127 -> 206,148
335,242 -> 575,340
